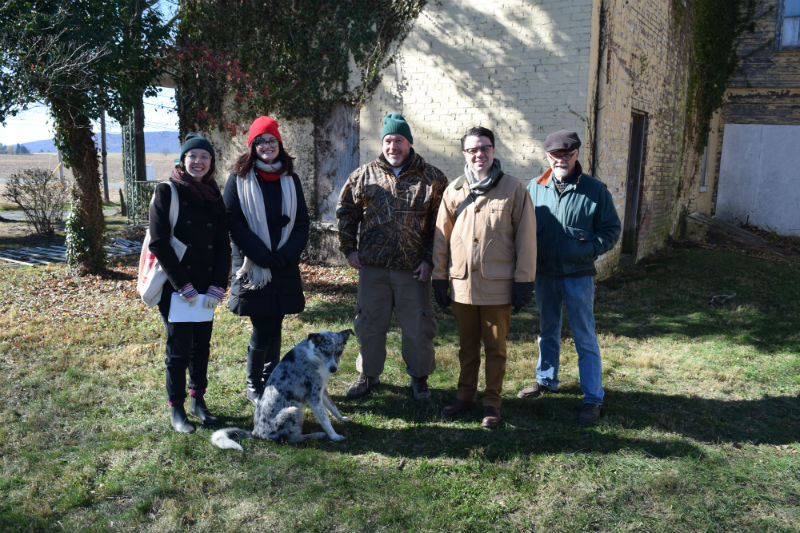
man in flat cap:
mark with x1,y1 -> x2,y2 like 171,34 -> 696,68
518,129 -> 621,426
337,113 -> 448,401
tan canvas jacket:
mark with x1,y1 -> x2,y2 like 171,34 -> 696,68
432,172 -> 537,305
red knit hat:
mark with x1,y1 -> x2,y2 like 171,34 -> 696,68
247,116 -> 282,147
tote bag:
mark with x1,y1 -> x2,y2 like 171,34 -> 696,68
137,182 -> 187,306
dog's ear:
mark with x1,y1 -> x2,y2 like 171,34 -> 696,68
307,332 -> 325,346
339,329 -> 354,342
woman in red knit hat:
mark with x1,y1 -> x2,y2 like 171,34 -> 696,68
222,116 -> 310,405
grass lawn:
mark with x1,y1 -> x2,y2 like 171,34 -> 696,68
0,236 -> 798,532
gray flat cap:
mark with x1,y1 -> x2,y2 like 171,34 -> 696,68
543,130 -> 581,152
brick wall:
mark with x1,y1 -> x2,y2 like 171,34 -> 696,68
590,0 -> 693,265
360,0 -> 594,183
201,0 -> 698,269
361,0 -> 694,272
729,0 -> 800,92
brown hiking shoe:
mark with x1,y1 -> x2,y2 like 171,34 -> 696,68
442,399 -> 476,417
481,406 -> 502,429
346,374 -> 380,399
517,382 -> 555,399
410,376 -> 431,400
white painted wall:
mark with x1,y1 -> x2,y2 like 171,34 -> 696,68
717,124 -> 800,237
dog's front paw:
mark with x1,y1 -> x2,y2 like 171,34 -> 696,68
329,433 -> 346,442
340,416 -> 351,423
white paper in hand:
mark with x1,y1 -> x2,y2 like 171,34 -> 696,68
168,293 -> 215,323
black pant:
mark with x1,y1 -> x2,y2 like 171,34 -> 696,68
160,311 -> 213,404
249,314 -> 284,351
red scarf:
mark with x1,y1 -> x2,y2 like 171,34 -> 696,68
256,169 -> 281,182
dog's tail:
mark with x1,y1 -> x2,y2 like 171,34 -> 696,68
211,427 -> 252,451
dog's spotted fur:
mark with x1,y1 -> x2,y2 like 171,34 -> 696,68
211,329 -> 353,451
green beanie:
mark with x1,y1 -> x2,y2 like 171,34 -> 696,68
381,113 -> 413,144
180,133 -> 215,162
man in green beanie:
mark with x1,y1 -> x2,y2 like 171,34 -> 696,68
336,112 -> 448,401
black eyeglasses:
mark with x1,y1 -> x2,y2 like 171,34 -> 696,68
254,137 -> 279,147
463,145 -> 493,155
547,150 -> 577,160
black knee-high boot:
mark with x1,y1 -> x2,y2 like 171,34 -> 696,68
246,344 -> 268,405
166,353 -> 194,433
262,336 -> 282,385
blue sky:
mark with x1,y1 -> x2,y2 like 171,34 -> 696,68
0,88 -> 179,146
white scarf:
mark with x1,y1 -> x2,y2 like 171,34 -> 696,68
235,163 -> 297,289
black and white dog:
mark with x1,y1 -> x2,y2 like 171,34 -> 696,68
212,329 -> 353,451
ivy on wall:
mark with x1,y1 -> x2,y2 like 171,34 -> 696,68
172,0 -> 426,134
676,0 -> 759,152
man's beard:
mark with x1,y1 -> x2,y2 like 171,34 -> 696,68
553,166 -> 569,179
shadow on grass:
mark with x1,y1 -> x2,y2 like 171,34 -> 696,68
292,384 -> 800,462
294,293 -> 357,326
0,232 -> 65,249
594,246 -> 800,354
296,278 -> 800,361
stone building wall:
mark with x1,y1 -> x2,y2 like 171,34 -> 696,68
702,0 -> 800,228
196,0 -> 699,269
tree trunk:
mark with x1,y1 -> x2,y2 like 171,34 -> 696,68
51,97 -> 106,274
314,101 -> 359,222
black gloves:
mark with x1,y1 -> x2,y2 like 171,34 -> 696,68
432,279 -> 451,310
432,279 -> 532,313
512,282 -> 534,314
259,252 -> 287,270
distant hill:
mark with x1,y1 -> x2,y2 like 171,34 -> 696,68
23,131 -> 181,154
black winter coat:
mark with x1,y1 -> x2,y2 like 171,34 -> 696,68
148,179 -> 231,313
223,172 -> 309,317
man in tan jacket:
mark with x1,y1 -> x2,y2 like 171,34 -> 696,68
432,126 -> 537,428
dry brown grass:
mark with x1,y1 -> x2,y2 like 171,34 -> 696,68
0,152 -> 178,183
0,153 -> 179,207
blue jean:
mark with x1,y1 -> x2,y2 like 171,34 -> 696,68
535,275 -> 604,405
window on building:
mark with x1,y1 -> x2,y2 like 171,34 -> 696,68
778,0 -> 800,48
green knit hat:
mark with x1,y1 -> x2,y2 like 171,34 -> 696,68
381,113 -> 413,144
180,133 -> 215,162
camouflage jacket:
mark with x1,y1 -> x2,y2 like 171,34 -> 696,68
336,151 -> 448,270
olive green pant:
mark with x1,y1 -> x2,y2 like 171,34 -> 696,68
353,266 -> 437,379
